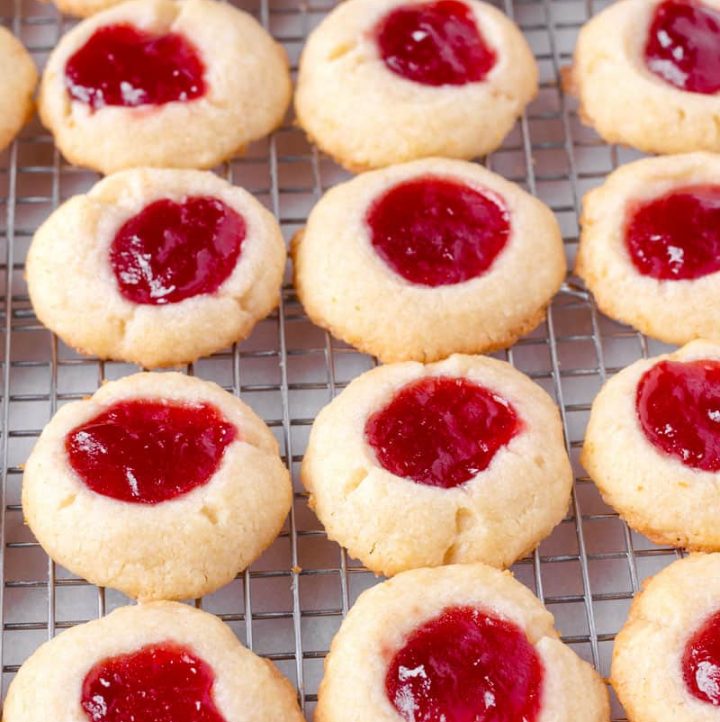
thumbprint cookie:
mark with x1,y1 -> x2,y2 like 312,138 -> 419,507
316,563 -> 609,722
577,153 -> 720,346
613,554 -> 720,722
583,340 -> 720,551
302,353 -> 573,576
295,0 -> 538,170
574,0 -> 720,154
27,168 -> 285,368
3,602 -> 304,722
38,0 -> 291,172
22,372 -> 292,600
293,157 -> 565,363
0,28 -> 37,153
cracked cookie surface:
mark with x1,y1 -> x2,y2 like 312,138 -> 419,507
301,353 -> 573,576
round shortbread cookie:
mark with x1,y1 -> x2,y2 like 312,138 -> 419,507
316,564 -> 609,722
612,553 -> 720,722
577,153 -> 720,346
0,27 -> 38,153
295,0 -> 538,171
27,168 -> 285,368
292,157 -> 566,363
3,601 -> 304,722
582,340 -> 720,551
574,0 -> 720,154
38,0 -> 291,173
22,372 -> 292,601
301,354 -> 573,576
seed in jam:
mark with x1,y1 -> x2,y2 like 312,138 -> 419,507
385,606 -> 543,722
65,23 -> 206,110
365,376 -> 521,488
66,400 -> 237,504
81,642 -> 226,722
636,359 -> 720,471
644,0 -> 720,94
365,176 -> 510,287
110,196 -> 246,305
625,185 -> 720,280
683,610 -> 720,705
374,0 -> 496,86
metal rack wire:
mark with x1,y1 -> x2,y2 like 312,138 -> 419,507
0,0 -> 686,719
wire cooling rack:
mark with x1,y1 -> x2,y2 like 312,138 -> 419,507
0,0 -> 686,719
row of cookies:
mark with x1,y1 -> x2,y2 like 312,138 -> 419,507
25,150 -> 720,370
6,0 -> 720,172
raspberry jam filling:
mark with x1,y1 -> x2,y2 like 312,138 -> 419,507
374,0 -> 496,86
365,377 -> 521,488
625,185 -> 720,280
683,610 -> 720,705
366,177 -> 510,287
386,606 -> 543,722
81,642 -> 226,722
636,359 -> 720,471
644,0 -> 720,94
65,23 -> 206,110
110,197 -> 246,305
66,400 -> 237,504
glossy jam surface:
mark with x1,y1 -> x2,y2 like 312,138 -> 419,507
636,359 -> 720,471
645,0 -> 720,94
110,197 -> 246,305
365,377 -> 521,488
626,185 -> 720,280
81,643 -> 226,722
683,610 -> 720,704
386,606 -> 543,722
65,23 -> 206,109
366,177 -> 510,287
66,400 -> 237,504
374,0 -> 496,86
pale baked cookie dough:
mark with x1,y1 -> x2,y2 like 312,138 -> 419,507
582,340 -> 720,551
293,157 -> 566,363
295,0 -> 538,170
39,0 -> 291,173
302,354 -> 573,576
317,564 -> 609,722
49,0 -> 131,17
577,153 -> 720,346
612,554 -> 720,722
3,602 -> 304,722
574,0 -> 720,154
0,28 -> 38,153
27,168 -> 285,368
22,372 -> 292,601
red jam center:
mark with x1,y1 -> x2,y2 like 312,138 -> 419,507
365,377 -> 521,488
683,610 -> 720,704
645,0 -> 720,94
366,177 -> 510,287
81,642 -> 226,722
386,606 -> 543,722
65,23 -> 206,110
110,197 -> 246,305
66,400 -> 237,504
636,359 -> 720,471
374,0 -> 496,86
625,185 -> 720,280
